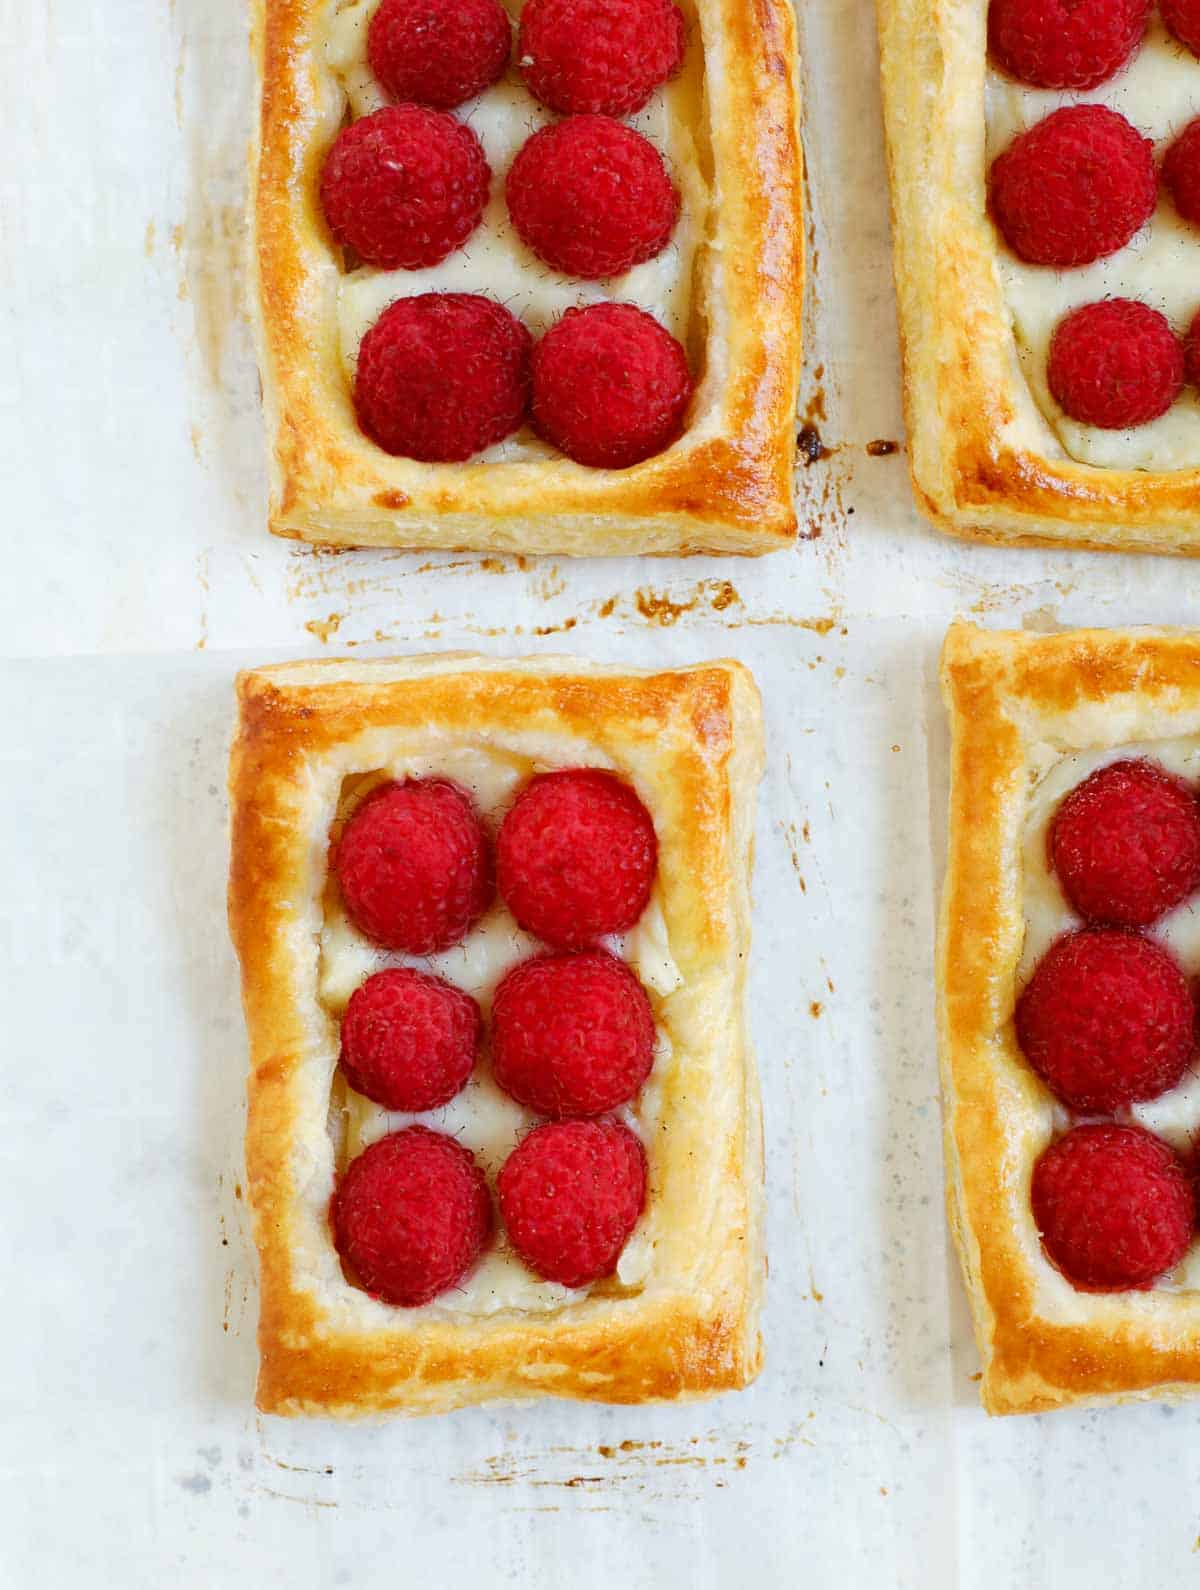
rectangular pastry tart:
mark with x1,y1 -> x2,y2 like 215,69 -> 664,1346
940,622 -> 1200,1415
877,1 -> 1200,554
227,654 -> 765,1415
250,0 -> 803,555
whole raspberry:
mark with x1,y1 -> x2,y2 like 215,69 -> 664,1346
1163,0 -> 1200,57
355,293 -> 531,461
1050,758 -> 1200,926
1047,299 -> 1184,429
332,1126 -> 492,1305
506,115 -> 679,279
1015,929 -> 1194,1113
368,0 -> 511,110
320,105 -> 489,270
989,105 -> 1156,267
340,968 -> 481,1111
497,1119 -> 647,1286
335,777 -> 492,953
518,0 -> 686,116
1031,1123 -> 1194,1291
492,950 -> 656,1117
1164,117 -> 1200,228
531,303 -> 692,468
988,0 -> 1149,90
497,768 -> 657,948
1187,308 -> 1200,389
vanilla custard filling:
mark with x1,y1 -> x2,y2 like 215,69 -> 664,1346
986,16 -> 1200,472
318,745 -> 682,1319
323,0 -> 709,463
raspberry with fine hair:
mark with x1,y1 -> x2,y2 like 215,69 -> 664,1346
1015,928 -> 1194,1113
355,292 -> 531,462
368,0 -> 511,110
532,303 -> 692,468
1031,1123 -> 1194,1291
335,777 -> 493,953
332,1126 -> 492,1306
518,0 -> 686,116
320,105 -> 489,271
492,950 -> 656,1118
506,115 -> 679,279
497,1119 -> 647,1286
340,967 -> 481,1112
1050,757 -> 1200,926
1163,0 -> 1200,57
1187,308 -> 1200,390
497,768 -> 658,948
1047,300 -> 1184,430
1164,117 -> 1200,228
988,0 -> 1150,91
989,104 -> 1156,267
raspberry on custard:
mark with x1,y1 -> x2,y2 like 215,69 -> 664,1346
518,0 -> 686,116
1047,299 -> 1184,430
1015,928 -> 1194,1113
1049,757 -> 1200,926
1164,117 -> 1200,229
989,104 -> 1156,267
506,115 -> 680,279
988,0 -> 1150,91
497,1119 -> 647,1286
1163,0 -> 1200,58
492,950 -> 656,1118
332,1126 -> 492,1306
497,768 -> 658,948
1187,308 -> 1200,389
335,777 -> 493,953
1031,1123 -> 1194,1291
320,105 -> 490,271
355,292 -> 531,462
368,0 -> 511,111
340,967 -> 482,1112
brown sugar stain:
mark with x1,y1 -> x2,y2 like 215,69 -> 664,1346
305,612 -> 343,644
809,1001 -> 823,1019
865,439 -> 899,457
634,588 -> 698,626
144,219 -> 156,258
782,822 -> 807,893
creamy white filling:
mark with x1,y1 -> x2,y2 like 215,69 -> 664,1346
986,17 -> 1200,472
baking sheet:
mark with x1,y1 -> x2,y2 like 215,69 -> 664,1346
5,0 -> 1200,1585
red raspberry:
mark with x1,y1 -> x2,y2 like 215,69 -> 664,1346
355,293 -> 531,462
335,778 -> 492,953
492,951 -> 656,1118
531,303 -> 692,468
497,768 -> 657,948
332,1126 -> 492,1305
1015,929 -> 1194,1113
1164,117 -> 1200,228
1031,1123 -> 1194,1291
320,105 -> 489,270
368,0 -> 511,110
518,0 -> 686,116
506,115 -> 679,279
1050,758 -> 1200,926
1163,0 -> 1200,56
1047,299 -> 1184,429
340,968 -> 481,1111
988,0 -> 1149,91
1187,308 -> 1200,389
989,105 -> 1156,267
497,1119 -> 646,1286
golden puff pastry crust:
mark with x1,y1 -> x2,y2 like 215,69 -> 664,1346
227,653 -> 766,1416
250,0 -> 803,555
877,0 -> 1200,555
940,622 -> 1200,1416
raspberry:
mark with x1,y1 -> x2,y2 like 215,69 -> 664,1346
1164,117 -> 1200,228
1050,758 -> 1200,926
320,105 -> 489,271
1163,0 -> 1200,56
518,0 -> 686,116
368,0 -> 511,110
355,293 -> 531,462
1047,299 -> 1184,429
989,105 -> 1156,267
492,950 -> 656,1117
335,778 -> 492,953
1031,1124 -> 1194,1291
497,1119 -> 646,1286
1015,929 -> 1194,1113
988,0 -> 1149,90
340,968 -> 481,1111
506,115 -> 679,279
497,768 -> 657,948
531,303 -> 692,468
1187,308 -> 1200,389
332,1126 -> 492,1305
